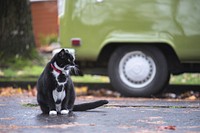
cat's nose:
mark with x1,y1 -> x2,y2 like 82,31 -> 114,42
56,99 -> 61,104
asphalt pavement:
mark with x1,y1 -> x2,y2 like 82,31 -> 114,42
0,96 -> 200,133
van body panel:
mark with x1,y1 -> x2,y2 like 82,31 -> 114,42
59,0 -> 200,62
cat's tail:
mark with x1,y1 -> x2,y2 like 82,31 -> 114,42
73,100 -> 108,111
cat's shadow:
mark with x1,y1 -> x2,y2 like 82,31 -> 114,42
36,110 -> 106,125
36,112 -> 76,125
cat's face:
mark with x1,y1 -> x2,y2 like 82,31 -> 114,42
55,49 -> 75,68
54,49 -> 82,76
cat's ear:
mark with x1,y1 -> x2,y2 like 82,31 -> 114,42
60,49 -> 65,53
58,49 -> 65,57
65,49 -> 69,53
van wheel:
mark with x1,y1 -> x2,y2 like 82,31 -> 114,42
108,45 -> 170,97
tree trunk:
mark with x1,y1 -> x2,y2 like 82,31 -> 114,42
0,0 -> 35,61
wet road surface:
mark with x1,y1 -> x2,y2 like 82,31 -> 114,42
0,96 -> 200,133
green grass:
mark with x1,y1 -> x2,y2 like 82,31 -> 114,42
0,65 -> 44,82
73,74 -> 200,84
72,75 -> 109,83
0,65 -> 200,84
170,74 -> 200,85
0,65 -> 109,83
2,66 -> 43,77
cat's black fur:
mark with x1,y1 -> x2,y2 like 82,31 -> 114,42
37,49 -> 108,115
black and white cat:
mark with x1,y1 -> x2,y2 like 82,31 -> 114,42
37,49 -> 108,115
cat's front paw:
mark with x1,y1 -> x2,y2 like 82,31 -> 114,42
61,110 -> 69,115
49,110 -> 57,115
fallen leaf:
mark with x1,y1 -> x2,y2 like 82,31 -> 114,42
158,125 -> 176,130
0,87 -> 23,96
118,125 -> 136,129
89,124 -> 96,126
75,86 -> 88,96
0,117 -> 15,120
186,95 -> 196,100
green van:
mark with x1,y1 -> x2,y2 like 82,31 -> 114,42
58,0 -> 200,96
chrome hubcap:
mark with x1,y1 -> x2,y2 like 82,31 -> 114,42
119,51 -> 156,88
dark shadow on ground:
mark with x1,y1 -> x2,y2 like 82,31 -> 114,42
36,113 -> 76,125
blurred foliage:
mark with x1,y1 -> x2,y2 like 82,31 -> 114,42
0,87 -> 37,97
2,66 -> 43,77
0,65 -> 43,81
39,34 -> 58,46
170,74 -> 200,85
0,52 -> 45,81
0,49 -> 42,69
1,86 -> 199,100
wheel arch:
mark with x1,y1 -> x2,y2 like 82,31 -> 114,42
97,42 -> 181,74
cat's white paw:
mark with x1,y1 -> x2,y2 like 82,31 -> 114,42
49,110 -> 57,115
61,110 -> 69,115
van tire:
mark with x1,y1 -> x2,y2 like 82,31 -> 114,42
108,45 -> 170,97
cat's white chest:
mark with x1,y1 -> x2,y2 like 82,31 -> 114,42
52,88 -> 66,112
52,70 -> 60,78
52,69 -> 68,112
52,89 -> 66,102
